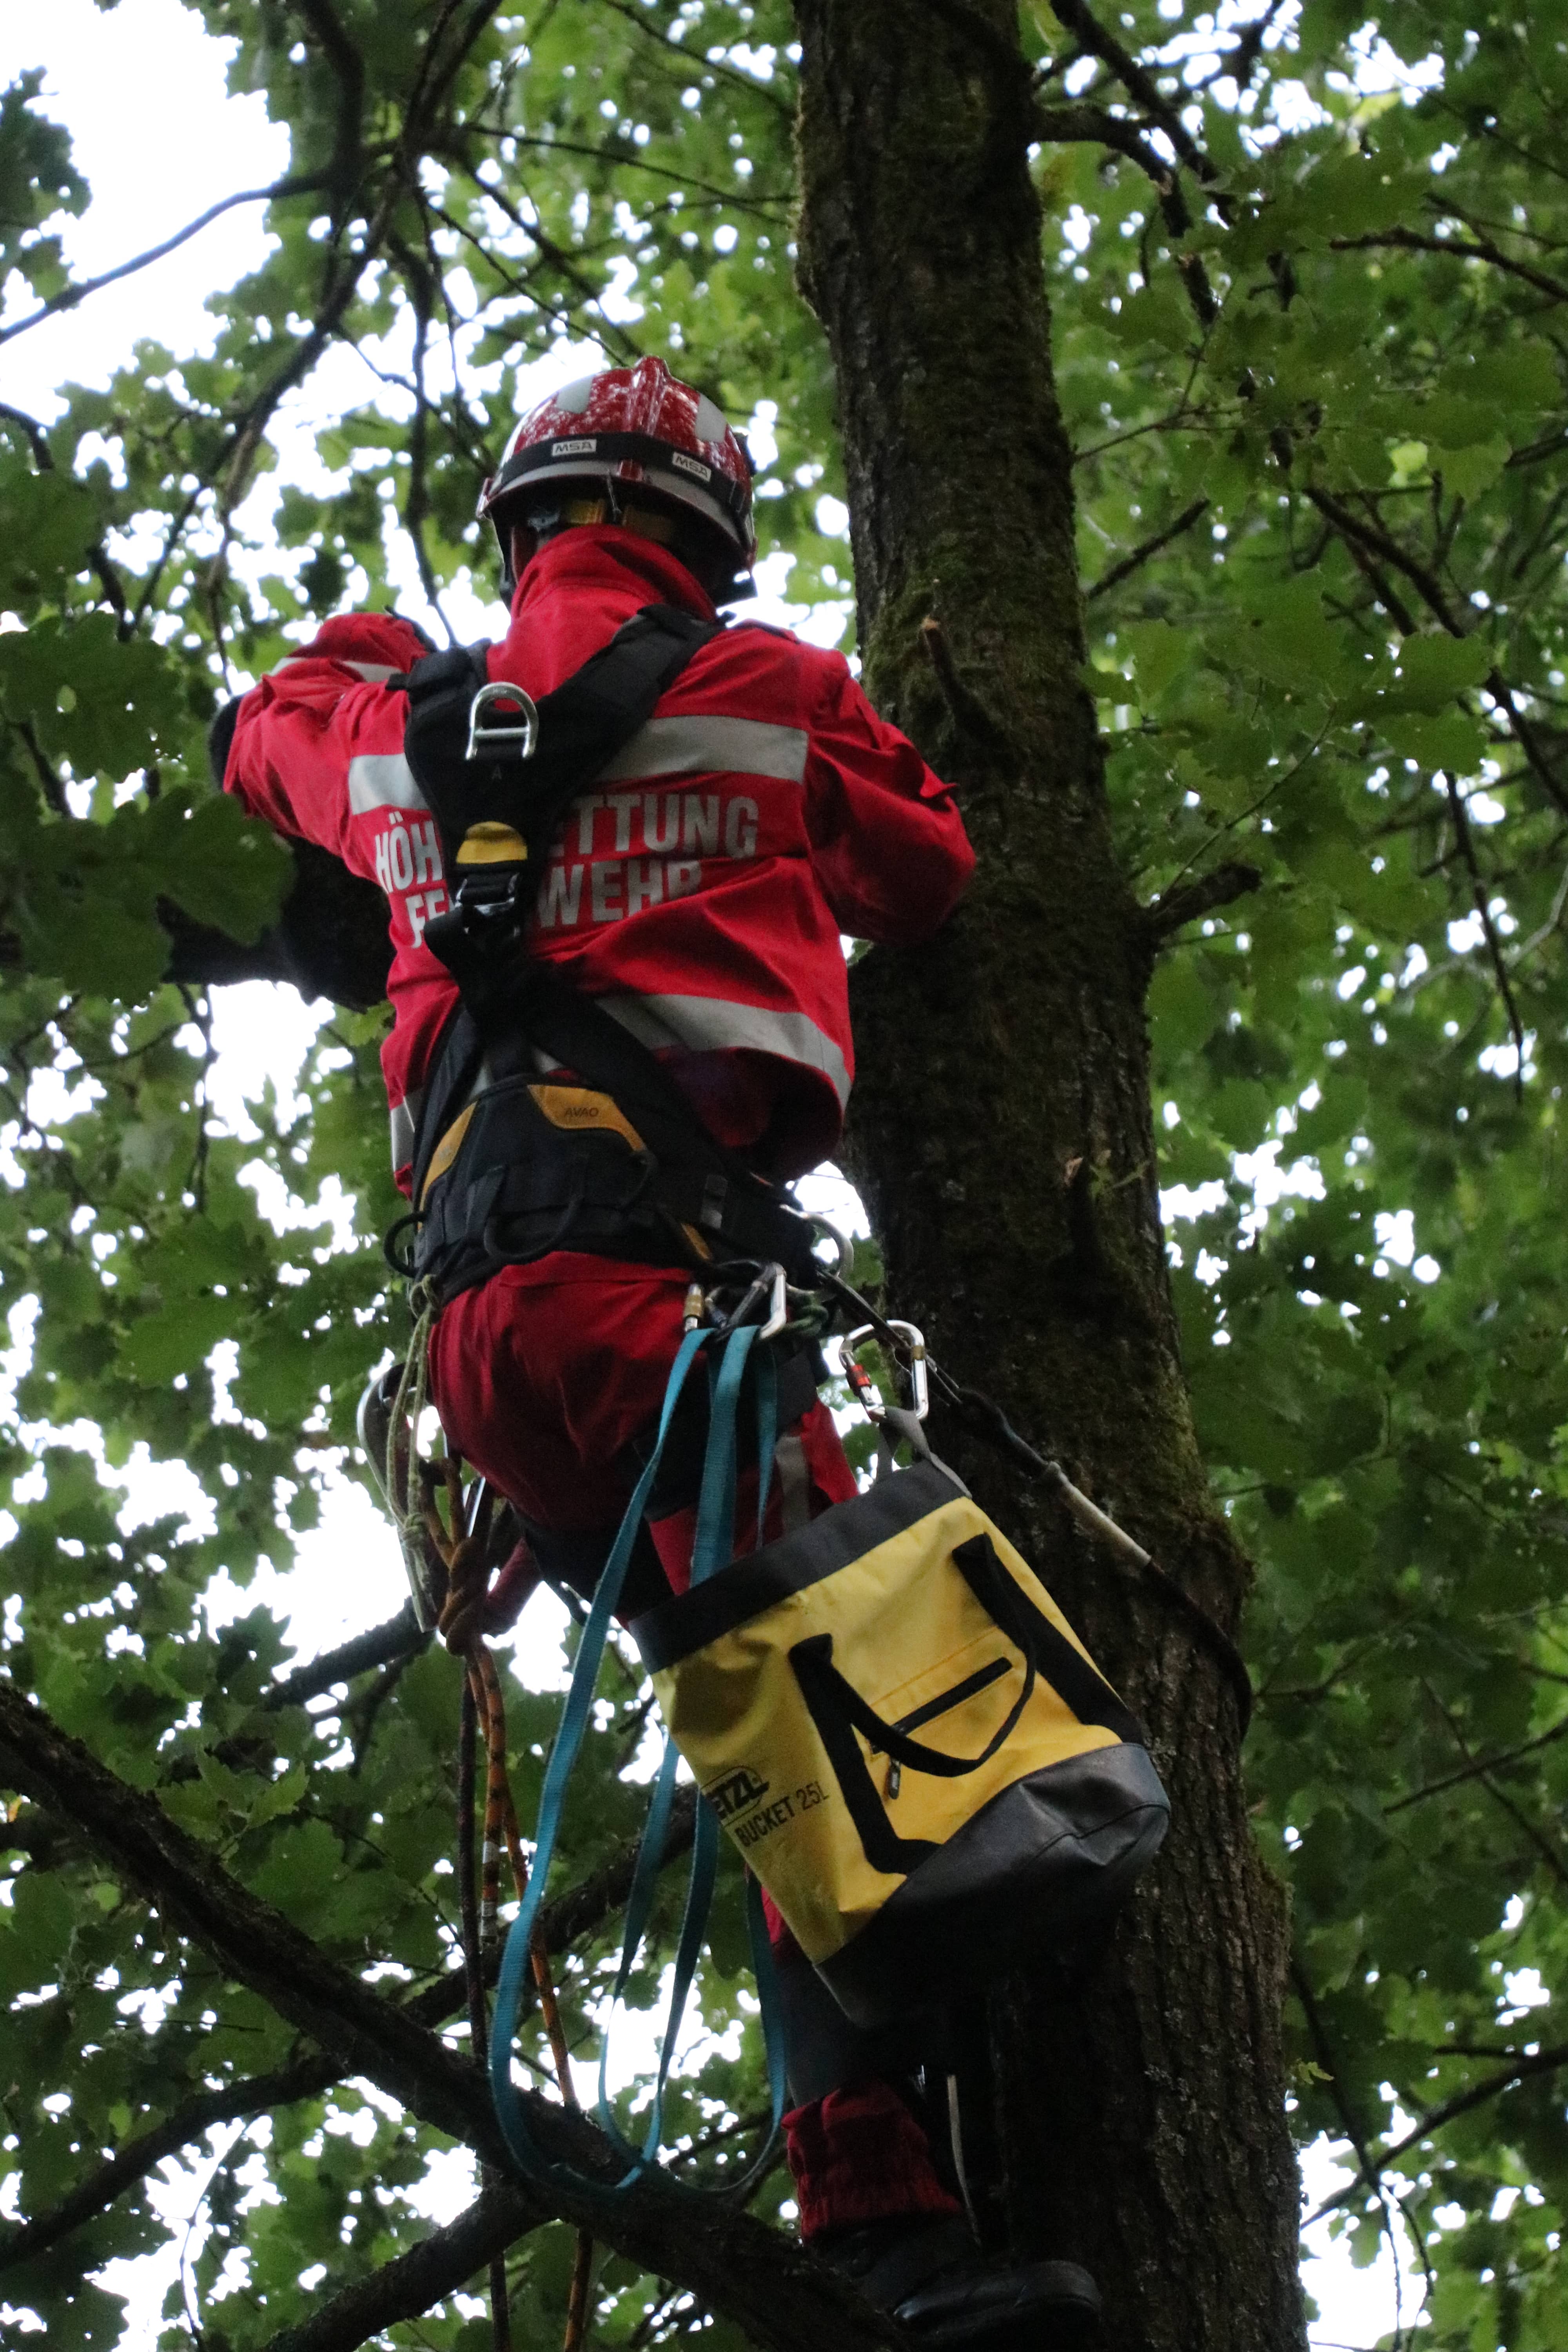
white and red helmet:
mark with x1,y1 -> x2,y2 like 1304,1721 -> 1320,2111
478,355 -> 757,594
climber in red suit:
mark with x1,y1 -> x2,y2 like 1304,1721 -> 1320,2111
219,358 -> 1098,2347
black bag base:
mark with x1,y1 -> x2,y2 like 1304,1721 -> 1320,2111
814,1742 -> 1170,2030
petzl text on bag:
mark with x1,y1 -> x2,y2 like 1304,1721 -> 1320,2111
630,1459 -> 1170,2029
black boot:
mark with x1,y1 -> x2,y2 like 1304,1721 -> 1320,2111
816,2214 -> 1102,2350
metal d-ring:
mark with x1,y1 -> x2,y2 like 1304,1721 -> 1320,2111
466,680 -> 539,762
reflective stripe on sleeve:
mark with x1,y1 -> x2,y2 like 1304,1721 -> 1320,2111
349,753 -> 430,814
596,714 -> 808,786
274,657 -> 401,683
598,992 -> 851,1106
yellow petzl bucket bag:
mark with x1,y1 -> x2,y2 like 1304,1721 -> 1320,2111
630,1371 -> 1170,2031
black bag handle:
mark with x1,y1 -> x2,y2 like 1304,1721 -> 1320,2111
790,1631 -> 1037,1785
786,1528 -> 1144,1882
788,1630 -> 1034,1882
950,1533 -> 1144,1746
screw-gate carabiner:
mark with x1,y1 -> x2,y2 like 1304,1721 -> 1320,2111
465,679 -> 539,762
841,1320 -> 929,1422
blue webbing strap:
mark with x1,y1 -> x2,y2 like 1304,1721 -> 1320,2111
489,1324 -> 709,2187
490,1322 -> 789,2198
753,1345 -> 779,1548
688,1321 -> 756,1588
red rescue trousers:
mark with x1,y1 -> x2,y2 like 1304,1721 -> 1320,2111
428,1256 -> 960,2239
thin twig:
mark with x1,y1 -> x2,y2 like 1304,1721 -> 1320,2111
1385,1709 -> 1568,1814
595,0 -> 793,119
1086,497 -> 1210,601
1329,225 -> 1568,307
1307,2042 -> 1568,2224
0,178 -> 330,349
1291,1962 -> 1412,2309
1440,770 -> 1528,1098
1422,1679 -> 1568,1887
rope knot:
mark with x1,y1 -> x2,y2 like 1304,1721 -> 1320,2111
438,1533 -> 490,1656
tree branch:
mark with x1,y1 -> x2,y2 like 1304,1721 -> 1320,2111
1143,860 -> 1261,940
0,1680 -> 896,2349
1226,0 -> 1288,91
1086,497 -> 1209,601
918,615 -> 1012,752
0,2056 -> 340,2275
263,1604 -> 430,1713
1330,224 -> 1568,307
0,1720 -> 853,2350
294,0 -> 367,214
1032,101 -> 1181,203
1307,2043 -> 1568,2223
1441,770 -> 1529,1097
1291,1962 -> 1408,2285
0,179 -> 330,350
456,126 -> 793,215
387,231 -> 459,643
1047,0 -> 1219,185
1384,1708 -> 1568,1814
0,401 -> 130,621
594,0 -> 794,119
12,719 -> 69,817
1307,485 -> 1568,821
1421,1679 -> 1568,1888
256,2177 -> 541,2352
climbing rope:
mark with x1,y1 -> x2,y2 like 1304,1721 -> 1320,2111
424,1454 -> 595,2352
457,1676 -> 512,2350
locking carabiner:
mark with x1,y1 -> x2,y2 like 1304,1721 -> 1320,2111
841,1319 -> 929,1422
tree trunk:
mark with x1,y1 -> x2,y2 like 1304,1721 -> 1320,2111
791,6 -> 1305,2346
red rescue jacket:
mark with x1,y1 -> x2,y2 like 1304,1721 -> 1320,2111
222,529 -> 974,1188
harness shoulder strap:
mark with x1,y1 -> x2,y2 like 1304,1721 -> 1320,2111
402,604 -> 720,872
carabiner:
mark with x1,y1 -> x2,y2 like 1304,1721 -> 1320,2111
805,1212 -> 852,1276
466,680 -> 539,762
841,1319 -> 929,1422
759,1261 -> 789,1341
715,1261 -> 789,1342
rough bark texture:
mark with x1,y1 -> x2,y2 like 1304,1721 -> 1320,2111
791,6 -> 1305,2347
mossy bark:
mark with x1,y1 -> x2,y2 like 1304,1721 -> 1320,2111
792,5 -> 1305,2345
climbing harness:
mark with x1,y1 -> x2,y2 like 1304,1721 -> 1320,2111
380,603 -> 821,1308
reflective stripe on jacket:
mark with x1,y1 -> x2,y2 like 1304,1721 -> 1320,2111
221,528 -> 975,1191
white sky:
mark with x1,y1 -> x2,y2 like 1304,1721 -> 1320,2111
0,4 -> 1418,2343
